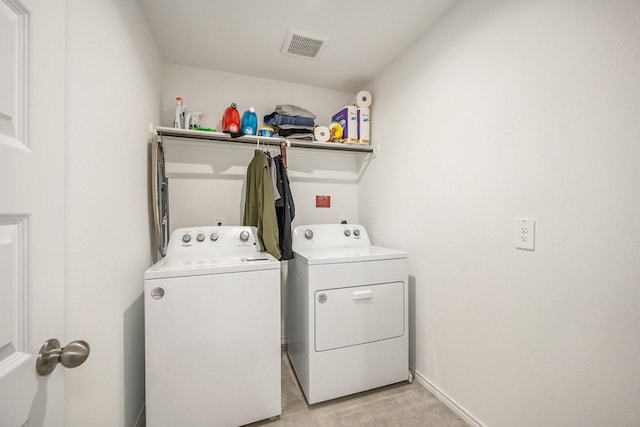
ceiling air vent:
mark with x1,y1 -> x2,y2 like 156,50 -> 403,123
281,30 -> 328,59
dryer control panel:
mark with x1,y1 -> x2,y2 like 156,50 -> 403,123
293,224 -> 371,251
166,226 -> 260,256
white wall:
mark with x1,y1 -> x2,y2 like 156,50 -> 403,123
360,1 -> 640,426
65,0 -> 163,426
162,64 -> 361,232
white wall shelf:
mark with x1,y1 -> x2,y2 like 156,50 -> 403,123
155,126 -> 374,153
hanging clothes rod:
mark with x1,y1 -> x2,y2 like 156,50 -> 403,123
155,126 -> 374,153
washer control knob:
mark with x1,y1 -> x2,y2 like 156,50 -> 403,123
182,234 -> 191,243
210,232 -> 219,241
304,229 -> 313,239
353,229 -> 360,237
239,231 -> 250,242
196,233 -> 205,242
344,230 -> 351,237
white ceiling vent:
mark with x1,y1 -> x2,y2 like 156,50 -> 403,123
281,30 -> 328,59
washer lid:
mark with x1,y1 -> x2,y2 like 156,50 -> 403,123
293,245 -> 407,265
144,253 -> 280,280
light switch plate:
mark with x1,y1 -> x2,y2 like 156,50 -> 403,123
515,218 -> 535,250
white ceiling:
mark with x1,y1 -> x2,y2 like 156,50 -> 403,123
139,0 -> 459,93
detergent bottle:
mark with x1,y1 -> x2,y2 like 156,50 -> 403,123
222,103 -> 240,134
241,107 -> 258,135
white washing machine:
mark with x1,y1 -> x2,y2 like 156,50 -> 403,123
144,226 -> 281,427
286,224 -> 409,404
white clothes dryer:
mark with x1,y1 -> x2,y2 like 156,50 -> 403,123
144,226 -> 281,427
286,224 -> 409,404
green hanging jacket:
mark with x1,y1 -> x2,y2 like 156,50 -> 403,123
243,150 -> 282,260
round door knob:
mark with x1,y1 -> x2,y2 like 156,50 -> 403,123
304,229 -> 313,239
196,233 -> 205,242
36,338 -> 90,376
59,340 -> 91,369
344,230 -> 351,237
240,231 -> 250,242
182,234 -> 191,243
210,232 -> 219,241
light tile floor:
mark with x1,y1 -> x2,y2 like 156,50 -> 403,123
245,351 -> 468,427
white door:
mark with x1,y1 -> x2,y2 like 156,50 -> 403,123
0,0 -> 68,426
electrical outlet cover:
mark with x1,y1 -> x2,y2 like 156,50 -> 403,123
515,218 -> 535,250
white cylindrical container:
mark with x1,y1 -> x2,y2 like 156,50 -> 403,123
174,97 -> 184,129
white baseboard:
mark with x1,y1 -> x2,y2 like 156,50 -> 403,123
135,405 -> 145,427
412,368 -> 485,427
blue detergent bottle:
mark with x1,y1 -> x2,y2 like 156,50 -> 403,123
241,107 -> 258,135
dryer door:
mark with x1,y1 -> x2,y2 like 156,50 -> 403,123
314,282 -> 405,352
